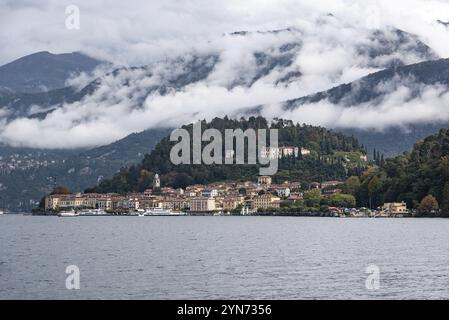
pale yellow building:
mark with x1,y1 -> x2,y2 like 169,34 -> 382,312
222,196 -> 245,210
252,194 -> 281,210
382,202 -> 408,214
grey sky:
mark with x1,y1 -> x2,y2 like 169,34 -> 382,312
1,0 -> 449,65
1,0 -> 449,149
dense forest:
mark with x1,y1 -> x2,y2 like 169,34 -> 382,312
86,116 -> 367,194
342,128 -> 449,213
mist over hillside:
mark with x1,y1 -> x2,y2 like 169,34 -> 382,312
0,22 -> 442,150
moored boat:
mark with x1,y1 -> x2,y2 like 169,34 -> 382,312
58,210 -> 79,217
144,208 -> 187,216
78,208 -> 108,216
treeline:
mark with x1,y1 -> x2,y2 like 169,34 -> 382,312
86,116 -> 366,194
341,128 -> 449,214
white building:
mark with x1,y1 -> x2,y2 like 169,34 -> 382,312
260,146 -> 299,159
274,187 -> 291,198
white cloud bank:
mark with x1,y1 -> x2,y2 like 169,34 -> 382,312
1,0 -> 449,149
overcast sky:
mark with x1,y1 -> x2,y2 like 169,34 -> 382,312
1,0 -> 449,149
1,0 -> 449,65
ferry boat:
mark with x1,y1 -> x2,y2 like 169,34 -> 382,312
78,209 -> 108,216
144,208 -> 187,216
144,208 -> 172,216
58,210 -> 79,217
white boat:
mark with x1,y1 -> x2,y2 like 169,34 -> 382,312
78,209 -> 108,216
144,208 -> 186,216
58,210 -> 79,217
0,210 -> 4,215
169,211 -> 188,216
144,208 -> 172,216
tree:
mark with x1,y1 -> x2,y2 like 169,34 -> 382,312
344,176 -> 360,196
418,195 -> 439,214
442,182 -> 449,213
329,193 -> 356,208
303,188 -> 321,209
367,176 -> 382,209
51,186 -> 71,195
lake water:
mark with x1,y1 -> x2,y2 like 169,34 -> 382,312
1,215 -> 449,299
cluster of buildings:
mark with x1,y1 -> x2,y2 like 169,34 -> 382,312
0,153 -> 59,174
328,201 -> 409,217
43,172 -> 410,217
45,174 -> 305,214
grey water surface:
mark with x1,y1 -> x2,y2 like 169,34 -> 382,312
1,215 -> 448,299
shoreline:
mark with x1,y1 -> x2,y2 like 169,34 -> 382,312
6,212 -> 448,218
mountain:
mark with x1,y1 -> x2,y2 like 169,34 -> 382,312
0,51 -> 103,94
87,116 -> 367,194
0,26 -> 445,209
284,58 -> 449,107
0,55 -> 218,121
281,58 -> 449,156
0,27 -> 436,122
0,127 -> 170,212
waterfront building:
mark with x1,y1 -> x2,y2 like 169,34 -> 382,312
382,202 -> 408,214
222,196 -> 245,210
252,194 -> 281,210
45,194 -> 61,210
162,197 -> 189,211
123,197 -> 140,210
189,197 -> 216,212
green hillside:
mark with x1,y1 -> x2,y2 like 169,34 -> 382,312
87,116 -> 367,194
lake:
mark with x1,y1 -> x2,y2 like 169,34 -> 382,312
1,215 -> 448,299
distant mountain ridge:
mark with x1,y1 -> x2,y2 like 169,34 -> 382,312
0,127 -> 170,212
0,26 -> 437,122
284,58 -> 449,108
0,51 -> 103,94
278,58 -> 449,156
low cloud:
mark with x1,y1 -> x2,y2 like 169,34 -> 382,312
1,0 -> 449,149
274,81 -> 449,130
